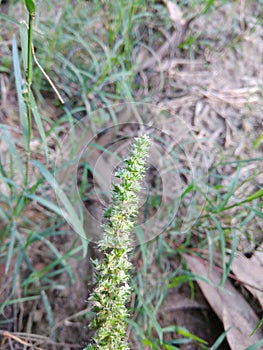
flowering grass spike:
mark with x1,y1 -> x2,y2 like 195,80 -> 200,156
86,134 -> 151,350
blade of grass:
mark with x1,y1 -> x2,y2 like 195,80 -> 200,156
0,295 -> 40,314
19,21 -> 28,74
210,329 -> 229,350
252,132 -> 263,149
251,317 -> 263,336
24,193 -> 64,216
218,166 -> 241,211
5,221 -> 17,274
29,91 -> 49,161
210,214 -> 227,286
41,290 -> 56,341
0,13 -> 20,25
244,205 -> 263,219
35,233 -> 74,282
11,252 -> 24,295
0,126 -> 24,181
225,188 -> 263,210
133,284 -> 163,343
245,338 -> 263,350
12,36 -> 29,152
30,160 -> 88,256
175,326 -> 208,345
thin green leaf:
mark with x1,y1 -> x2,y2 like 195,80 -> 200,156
0,126 -> 24,181
29,91 -> 49,161
24,0 -> 35,14
253,132 -> 263,149
210,329 -> 229,350
134,284 -> 163,343
225,188 -> 263,210
245,338 -> 263,350
219,166 -> 240,211
176,326 -> 208,345
0,13 -> 20,25
41,290 -> 56,341
143,338 -> 154,348
19,21 -> 28,73
226,228 -> 237,281
210,214 -> 227,285
11,252 -> 24,295
22,244 -> 82,287
5,221 -> 17,274
35,233 -> 74,282
242,188 -> 263,204
12,35 -> 28,150
0,295 -> 40,314
250,317 -> 263,336
180,183 -> 194,199
30,160 -> 88,256
163,344 -> 180,350
244,205 -> 263,219
25,193 -> 63,216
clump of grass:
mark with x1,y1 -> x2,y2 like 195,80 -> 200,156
87,135 -> 151,350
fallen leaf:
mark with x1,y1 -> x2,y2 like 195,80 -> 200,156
184,254 -> 263,350
230,253 -> 263,308
250,244 -> 263,266
166,1 -> 185,25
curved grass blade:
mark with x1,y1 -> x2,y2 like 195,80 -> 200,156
31,160 -> 88,256
41,290 -> 56,341
29,91 -> 49,161
5,221 -> 17,274
12,36 -> 28,151
0,125 -> 24,181
19,21 -> 28,73
133,284 -> 163,343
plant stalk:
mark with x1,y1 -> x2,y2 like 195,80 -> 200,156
24,11 -> 34,187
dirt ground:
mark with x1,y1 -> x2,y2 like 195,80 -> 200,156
0,1 -> 263,349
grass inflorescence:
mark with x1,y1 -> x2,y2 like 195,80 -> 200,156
87,135 -> 151,350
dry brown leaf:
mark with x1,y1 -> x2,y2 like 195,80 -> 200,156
251,244 -> 263,266
230,253 -> 263,308
184,254 -> 263,349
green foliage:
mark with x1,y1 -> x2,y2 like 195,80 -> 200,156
24,0 -> 35,15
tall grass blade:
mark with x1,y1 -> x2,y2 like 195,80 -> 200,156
5,221 -> 17,274
0,125 -> 24,181
210,214 -> 227,285
36,233 -> 74,282
41,290 -> 56,341
12,35 -> 28,151
19,21 -> 28,73
134,284 -> 163,343
29,91 -> 49,161
31,160 -> 88,256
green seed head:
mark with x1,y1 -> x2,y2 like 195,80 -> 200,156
87,134 -> 151,349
